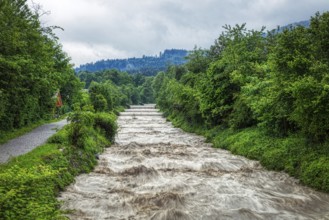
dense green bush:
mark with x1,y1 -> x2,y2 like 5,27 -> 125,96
79,70 -> 155,107
93,94 -> 108,112
301,157 -> 329,192
94,112 -> 118,143
0,165 -> 63,220
89,82 -> 114,111
67,110 -> 95,148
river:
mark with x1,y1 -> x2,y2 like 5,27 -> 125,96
58,104 -> 329,220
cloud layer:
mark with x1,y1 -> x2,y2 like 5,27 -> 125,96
28,0 -> 329,66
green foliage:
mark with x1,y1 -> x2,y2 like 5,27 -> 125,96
0,90 -> 5,119
93,94 -> 108,112
157,11 -> 329,141
94,112 -> 118,143
301,157 -> 329,191
185,47 -> 210,74
309,12 -> 329,62
139,77 -> 155,103
247,14 -> 329,140
152,71 -> 166,98
0,0 -> 82,131
290,76 -> 329,141
89,82 -> 114,111
67,110 -> 94,148
0,165 -> 63,219
79,69 -> 156,106
47,127 -> 69,145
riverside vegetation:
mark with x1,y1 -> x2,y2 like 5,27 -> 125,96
154,11 -> 329,193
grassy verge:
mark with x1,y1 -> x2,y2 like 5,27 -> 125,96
0,111 -> 117,219
168,114 -> 329,193
0,115 -> 67,145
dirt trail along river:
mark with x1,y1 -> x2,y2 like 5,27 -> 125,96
59,104 -> 329,220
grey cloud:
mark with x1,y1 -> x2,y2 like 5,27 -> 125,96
29,0 -> 329,66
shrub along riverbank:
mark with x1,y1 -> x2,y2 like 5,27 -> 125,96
0,110 -> 117,219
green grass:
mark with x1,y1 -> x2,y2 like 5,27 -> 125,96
0,143 -> 61,170
167,113 -> 329,193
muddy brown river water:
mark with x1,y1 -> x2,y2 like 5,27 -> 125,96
59,104 -> 329,220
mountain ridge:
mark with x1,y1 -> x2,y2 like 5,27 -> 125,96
272,20 -> 310,33
75,49 -> 189,76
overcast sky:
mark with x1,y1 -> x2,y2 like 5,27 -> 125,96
27,0 -> 329,67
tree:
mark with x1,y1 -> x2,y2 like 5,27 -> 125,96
89,82 -> 113,111
198,24 -> 266,128
140,77 -> 154,103
93,94 -> 107,112
185,46 -> 210,74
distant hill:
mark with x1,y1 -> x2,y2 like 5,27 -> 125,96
272,20 -> 310,33
75,49 -> 189,76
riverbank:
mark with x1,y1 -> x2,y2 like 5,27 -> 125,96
0,111 -> 117,219
168,115 -> 329,193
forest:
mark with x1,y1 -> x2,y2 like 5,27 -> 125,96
1,0 -> 329,218
75,49 -> 188,76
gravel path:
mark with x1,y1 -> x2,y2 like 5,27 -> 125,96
0,119 -> 68,163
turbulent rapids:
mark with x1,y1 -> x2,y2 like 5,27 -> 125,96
59,105 -> 329,220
